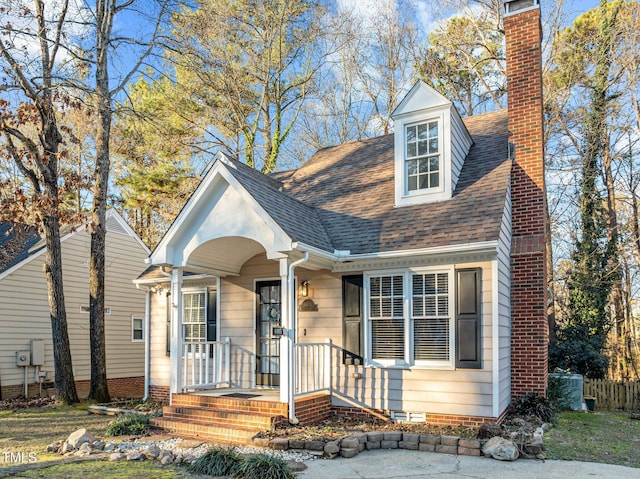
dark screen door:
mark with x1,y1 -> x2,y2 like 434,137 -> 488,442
256,281 -> 281,387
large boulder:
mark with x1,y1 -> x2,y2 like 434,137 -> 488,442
482,436 -> 520,461
67,428 -> 97,449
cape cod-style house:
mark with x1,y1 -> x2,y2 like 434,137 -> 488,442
134,0 -> 548,442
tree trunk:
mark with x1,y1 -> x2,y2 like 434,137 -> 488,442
88,0 -> 112,403
43,213 -> 79,404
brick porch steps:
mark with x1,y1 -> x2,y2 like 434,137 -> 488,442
149,416 -> 259,445
149,393 -> 288,445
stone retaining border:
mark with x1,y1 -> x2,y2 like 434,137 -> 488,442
253,431 -> 484,459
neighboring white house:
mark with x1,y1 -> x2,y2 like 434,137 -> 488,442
136,0 -> 548,429
0,209 -> 150,400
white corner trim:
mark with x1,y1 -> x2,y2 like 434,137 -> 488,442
492,259 -> 500,418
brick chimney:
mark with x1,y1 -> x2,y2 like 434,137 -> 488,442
504,0 -> 548,398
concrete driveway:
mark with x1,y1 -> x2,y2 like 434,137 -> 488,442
298,449 -> 640,479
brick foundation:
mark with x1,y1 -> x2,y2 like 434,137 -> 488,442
331,406 -> 505,428
505,2 -> 548,397
294,393 -> 332,425
148,385 -> 170,404
1,376 -> 144,401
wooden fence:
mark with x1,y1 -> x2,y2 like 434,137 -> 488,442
583,378 -> 640,410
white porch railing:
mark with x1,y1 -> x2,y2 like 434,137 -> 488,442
294,339 -> 332,397
182,337 -> 231,391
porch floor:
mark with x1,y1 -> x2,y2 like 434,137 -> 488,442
188,388 -> 281,402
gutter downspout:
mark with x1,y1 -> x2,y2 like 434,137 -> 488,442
139,286 -> 152,402
287,252 -> 309,424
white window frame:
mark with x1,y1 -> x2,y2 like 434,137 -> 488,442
131,316 -> 144,342
182,288 -> 207,345
404,119 -> 442,195
364,267 -> 454,370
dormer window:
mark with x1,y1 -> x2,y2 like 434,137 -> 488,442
392,81 -> 472,207
406,120 -> 440,192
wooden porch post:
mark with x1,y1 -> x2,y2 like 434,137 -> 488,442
169,268 -> 183,402
279,258 -> 291,406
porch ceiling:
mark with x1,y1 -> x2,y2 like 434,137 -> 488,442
185,236 -> 265,275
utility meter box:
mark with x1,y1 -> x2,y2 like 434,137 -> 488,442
16,350 -> 30,367
31,340 -> 45,366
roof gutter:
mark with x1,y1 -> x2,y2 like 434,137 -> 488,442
291,240 -> 499,263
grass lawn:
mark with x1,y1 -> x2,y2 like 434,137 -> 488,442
545,410 -> 640,468
0,404 -> 205,478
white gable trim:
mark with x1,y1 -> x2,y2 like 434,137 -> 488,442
150,152 -> 293,267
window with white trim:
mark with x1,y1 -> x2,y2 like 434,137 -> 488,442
405,120 -> 440,192
132,317 -> 144,342
366,268 -> 454,368
183,291 -> 206,342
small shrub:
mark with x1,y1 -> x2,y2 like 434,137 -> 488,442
105,413 -> 149,436
235,453 -> 295,479
511,392 -> 557,424
187,447 -> 243,476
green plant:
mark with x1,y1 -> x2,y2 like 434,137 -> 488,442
105,413 -> 149,437
547,374 -> 574,410
235,453 -> 295,479
187,447 -> 243,476
510,392 -> 557,424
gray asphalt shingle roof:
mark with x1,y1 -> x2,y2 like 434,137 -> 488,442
277,109 -> 510,254
0,223 -> 42,274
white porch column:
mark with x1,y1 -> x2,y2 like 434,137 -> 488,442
279,258 -> 291,405
169,268 -> 184,401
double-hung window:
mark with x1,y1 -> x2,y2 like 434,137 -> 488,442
183,291 -> 206,342
366,268 -> 454,368
406,120 -> 440,193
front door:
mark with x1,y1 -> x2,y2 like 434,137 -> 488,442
256,281 -> 281,387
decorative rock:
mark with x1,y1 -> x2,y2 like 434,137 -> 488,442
367,432 -> 383,442
458,447 -> 481,456
143,445 -> 161,459
252,437 -> 270,448
383,432 -> 402,441
92,440 -> 105,451
399,441 -> 418,450
541,423 -> 551,433
435,444 -> 458,455
288,440 -> 306,450
419,434 -> 440,445
477,422 -> 502,439
67,428 -> 97,449
419,443 -> 435,453
440,435 -> 460,446
380,440 -> 398,449
482,436 -> 519,461
103,442 -> 117,453
77,443 -> 92,455
287,460 -> 307,472
270,438 -> 289,451
366,441 -> 381,450
304,440 -> 325,451
458,438 -> 480,449
340,437 -> 360,449
324,442 -> 340,454
61,441 -> 73,454
357,443 -> 366,453
355,434 -> 368,444
126,451 -> 143,461
158,450 -> 174,465
109,452 -> 126,461
46,441 -> 62,453
339,447 -> 359,458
